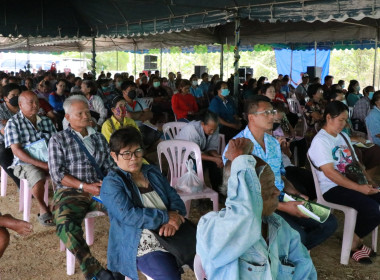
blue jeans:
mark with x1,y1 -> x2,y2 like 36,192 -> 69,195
276,210 -> 338,250
137,251 -> 181,280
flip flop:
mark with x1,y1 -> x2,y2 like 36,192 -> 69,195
360,244 -> 377,258
37,212 -> 55,227
351,249 -> 372,264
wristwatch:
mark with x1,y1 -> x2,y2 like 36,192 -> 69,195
79,182 -> 84,190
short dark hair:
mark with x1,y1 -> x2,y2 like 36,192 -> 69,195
307,83 -> 322,98
2,83 -> 21,97
120,80 -> 136,91
370,91 -> 380,107
245,95 -> 271,115
111,95 -> 124,108
82,80 -> 97,95
109,126 -> 143,154
201,72 -> 208,79
260,83 -> 274,95
324,75 -> 333,83
323,101 -> 348,124
201,110 -> 218,124
214,81 -> 228,95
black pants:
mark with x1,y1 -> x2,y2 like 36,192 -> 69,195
323,186 -> 380,238
220,126 -> 240,144
276,209 -> 337,250
0,142 -> 20,188
202,160 -> 223,192
289,138 -> 307,167
285,166 -> 316,200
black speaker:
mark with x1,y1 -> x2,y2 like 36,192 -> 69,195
194,66 -> 207,78
307,66 -> 322,80
144,55 -> 157,70
238,67 -> 253,83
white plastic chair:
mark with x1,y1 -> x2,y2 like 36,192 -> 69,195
366,125 -> 374,142
348,106 -> 354,119
140,97 -> 154,109
217,134 -> 226,155
194,254 -> 207,280
20,178 -> 50,222
163,121 -> 187,140
307,154 -> 378,265
59,211 -> 106,275
287,97 -> 303,116
157,140 -> 219,218
0,167 -> 7,197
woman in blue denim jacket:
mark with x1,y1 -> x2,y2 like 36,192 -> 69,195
100,126 -> 187,280
197,138 -> 317,280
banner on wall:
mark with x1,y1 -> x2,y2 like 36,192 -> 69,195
274,49 -> 331,86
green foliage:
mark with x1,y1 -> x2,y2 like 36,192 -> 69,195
194,45 -> 208,54
330,49 -> 377,88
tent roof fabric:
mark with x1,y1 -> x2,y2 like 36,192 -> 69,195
1,0 -> 380,38
0,1 -> 380,52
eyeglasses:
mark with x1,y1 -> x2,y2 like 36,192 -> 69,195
253,109 -> 277,116
118,148 -> 144,160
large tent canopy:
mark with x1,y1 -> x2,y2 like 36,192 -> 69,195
1,1 -> 380,52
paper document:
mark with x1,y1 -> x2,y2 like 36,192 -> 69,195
283,193 -> 331,223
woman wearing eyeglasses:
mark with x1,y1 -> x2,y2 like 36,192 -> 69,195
101,126 -> 188,280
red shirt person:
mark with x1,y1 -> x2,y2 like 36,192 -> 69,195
171,79 -> 198,121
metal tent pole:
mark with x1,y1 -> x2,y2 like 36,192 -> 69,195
91,37 -> 96,78
134,43 -> 137,77
314,40 -> 317,68
116,51 -> 119,71
27,36 -> 30,72
220,44 -> 224,80
160,47 -> 163,75
373,28 -> 378,87
233,17 -> 241,96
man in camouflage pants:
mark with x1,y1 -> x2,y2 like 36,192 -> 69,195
48,95 -> 115,280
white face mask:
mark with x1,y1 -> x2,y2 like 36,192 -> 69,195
192,80 -> 198,86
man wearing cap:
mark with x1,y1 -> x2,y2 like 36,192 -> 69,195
295,73 -> 310,105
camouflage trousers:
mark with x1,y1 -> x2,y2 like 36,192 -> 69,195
53,188 -> 106,278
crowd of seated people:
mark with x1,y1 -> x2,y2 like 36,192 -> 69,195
0,67 -> 380,280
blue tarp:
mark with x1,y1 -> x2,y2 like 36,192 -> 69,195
275,49 -> 331,85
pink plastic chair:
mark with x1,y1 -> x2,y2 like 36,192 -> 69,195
59,210 -> 106,275
217,134 -> 226,155
163,122 -> 187,140
0,167 -> 7,197
194,254 -> 207,280
20,178 -> 49,222
157,140 -> 219,218
308,154 -> 378,265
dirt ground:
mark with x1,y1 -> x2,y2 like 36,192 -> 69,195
1,177 -> 380,280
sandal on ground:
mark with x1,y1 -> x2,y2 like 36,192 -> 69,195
37,212 -> 55,227
360,244 -> 377,258
351,248 -> 372,264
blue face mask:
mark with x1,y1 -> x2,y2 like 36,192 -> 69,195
369,91 -> 375,100
221,88 -> 230,97
356,85 -> 361,92
102,86 -> 108,91
341,99 -> 348,105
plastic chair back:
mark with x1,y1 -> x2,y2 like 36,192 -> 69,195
157,140 -> 204,187
140,97 -> 153,109
366,124 -> 373,142
194,254 -> 207,280
163,121 -> 187,140
217,134 -> 226,155
287,97 -> 303,116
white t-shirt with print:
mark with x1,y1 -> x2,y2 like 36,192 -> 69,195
308,129 -> 357,194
